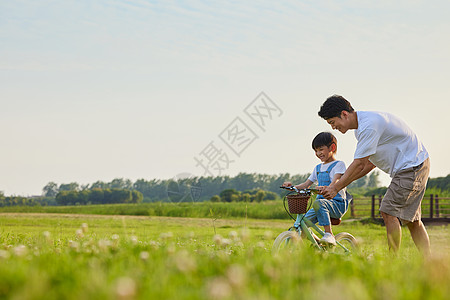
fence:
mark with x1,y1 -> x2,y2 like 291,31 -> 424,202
350,195 -> 450,222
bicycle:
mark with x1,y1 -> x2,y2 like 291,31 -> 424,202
272,186 -> 357,254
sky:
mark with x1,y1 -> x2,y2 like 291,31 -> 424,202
1,0 -> 449,196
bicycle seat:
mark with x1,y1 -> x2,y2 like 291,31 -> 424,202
331,218 -> 341,226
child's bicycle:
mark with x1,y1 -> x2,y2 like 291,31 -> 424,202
273,186 -> 357,254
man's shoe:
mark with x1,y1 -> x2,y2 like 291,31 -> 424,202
320,232 -> 336,245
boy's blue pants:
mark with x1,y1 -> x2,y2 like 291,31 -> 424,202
294,198 -> 349,227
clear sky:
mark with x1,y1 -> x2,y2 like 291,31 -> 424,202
1,0 -> 449,196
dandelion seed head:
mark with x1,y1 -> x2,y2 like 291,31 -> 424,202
115,277 -> 136,300
206,277 -> 232,300
130,236 -> 138,245
81,223 -> 89,233
0,250 -> 11,259
174,250 -> 197,273
13,245 -> 28,257
221,239 -> 232,248
76,229 -> 84,238
226,264 -> 247,288
139,251 -> 149,261
213,234 -> 223,246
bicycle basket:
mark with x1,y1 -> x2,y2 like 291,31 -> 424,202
286,194 -> 310,214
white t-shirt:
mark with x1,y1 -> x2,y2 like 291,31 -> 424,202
308,160 -> 347,199
354,111 -> 429,177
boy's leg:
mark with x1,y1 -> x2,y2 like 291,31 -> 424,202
380,211 -> 401,253
407,220 -> 431,257
313,199 -> 347,231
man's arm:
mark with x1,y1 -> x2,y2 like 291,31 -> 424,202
319,157 -> 375,199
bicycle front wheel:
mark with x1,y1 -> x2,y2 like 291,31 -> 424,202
334,232 -> 358,254
272,230 -> 301,253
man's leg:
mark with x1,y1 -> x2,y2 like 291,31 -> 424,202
380,211 -> 402,252
407,220 -> 431,257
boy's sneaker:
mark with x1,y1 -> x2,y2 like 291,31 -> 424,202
320,232 -> 336,245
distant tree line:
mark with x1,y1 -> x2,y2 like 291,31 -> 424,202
426,174 -> 450,191
2,171 -> 448,207
55,189 -> 143,206
210,189 -> 278,203
40,172 -> 383,203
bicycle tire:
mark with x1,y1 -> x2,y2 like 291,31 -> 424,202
272,231 -> 301,253
334,232 -> 358,254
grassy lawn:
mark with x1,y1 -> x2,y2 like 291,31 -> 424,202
0,213 -> 449,299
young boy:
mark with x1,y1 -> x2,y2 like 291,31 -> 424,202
283,132 -> 350,245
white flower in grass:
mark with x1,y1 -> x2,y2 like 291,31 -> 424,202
221,239 -> 232,248
159,232 -> 173,241
166,243 -> 176,255
13,245 -> 28,257
115,277 -> 136,300
43,231 -> 52,244
239,229 -> 251,242
213,234 -> 223,246
111,234 -> 120,247
81,223 -> 89,233
226,264 -> 247,289
206,277 -> 232,300
98,239 -> 112,252
139,251 -> 149,261
68,240 -> 80,252
76,229 -> 84,239
130,236 -> 138,245
174,250 -> 197,273
228,231 -> 238,241
0,250 -> 11,259
148,240 -> 159,250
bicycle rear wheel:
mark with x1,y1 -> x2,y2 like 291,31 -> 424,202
334,232 -> 358,254
272,230 -> 301,253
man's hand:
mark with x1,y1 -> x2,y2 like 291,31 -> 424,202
318,185 -> 338,200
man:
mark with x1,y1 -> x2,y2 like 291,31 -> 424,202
317,95 -> 430,256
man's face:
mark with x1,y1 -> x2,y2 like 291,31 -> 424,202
326,112 -> 349,133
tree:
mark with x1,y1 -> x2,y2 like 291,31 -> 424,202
110,178 -> 133,190
131,190 -> 143,203
91,181 -> 108,189
88,188 -> 104,204
210,195 -> 221,202
219,189 -> 240,202
55,191 -> 79,205
42,182 -> 58,197
367,171 -> 380,188
59,183 -> 80,192
254,190 -> 266,202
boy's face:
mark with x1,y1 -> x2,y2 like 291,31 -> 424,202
326,111 -> 350,133
314,145 -> 335,163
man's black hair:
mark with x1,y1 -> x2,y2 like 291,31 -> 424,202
318,95 -> 354,120
312,132 -> 337,151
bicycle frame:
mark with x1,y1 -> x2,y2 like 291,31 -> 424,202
293,214 -> 351,252
280,186 -> 352,253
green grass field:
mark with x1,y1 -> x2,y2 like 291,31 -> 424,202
0,213 -> 449,300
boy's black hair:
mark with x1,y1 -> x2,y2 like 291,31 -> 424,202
312,132 -> 337,151
318,95 -> 354,120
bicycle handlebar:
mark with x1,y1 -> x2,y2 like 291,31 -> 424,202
279,186 -> 318,194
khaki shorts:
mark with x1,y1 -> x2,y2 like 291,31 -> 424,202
380,158 -> 430,223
